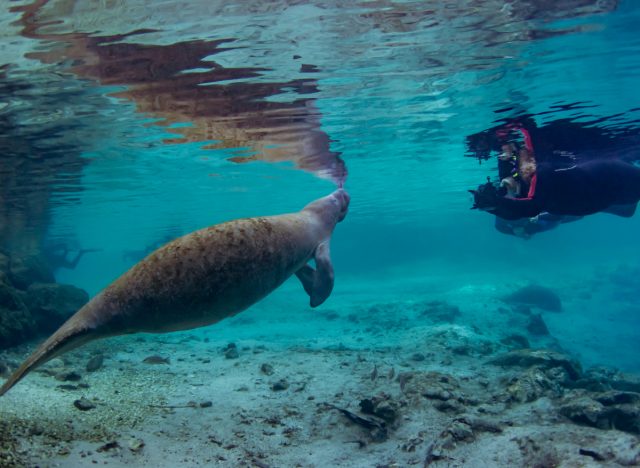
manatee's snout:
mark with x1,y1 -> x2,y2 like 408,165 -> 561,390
331,188 -> 350,222
302,188 -> 350,225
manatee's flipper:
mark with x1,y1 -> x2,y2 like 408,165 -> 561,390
295,241 -> 334,308
603,203 -> 637,218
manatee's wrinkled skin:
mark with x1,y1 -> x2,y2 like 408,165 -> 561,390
0,189 -> 349,396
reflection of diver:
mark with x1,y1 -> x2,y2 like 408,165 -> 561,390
472,159 -> 640,220
45,245 -> 101,271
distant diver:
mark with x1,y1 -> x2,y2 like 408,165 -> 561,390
0,189 -> 349,396
45,244 -> 101,271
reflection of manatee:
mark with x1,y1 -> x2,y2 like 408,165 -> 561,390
0,190 -> 349,396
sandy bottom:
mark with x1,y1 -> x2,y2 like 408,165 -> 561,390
1,268 -> 639,467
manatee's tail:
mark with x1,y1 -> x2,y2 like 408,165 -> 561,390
0,318 -> 95,396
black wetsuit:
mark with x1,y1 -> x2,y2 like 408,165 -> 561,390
490,159 -> 640,220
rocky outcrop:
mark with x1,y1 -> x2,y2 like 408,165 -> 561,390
502,284 -> 562,312
0,252 -> 89,349
8,255 -> 55,290
24,283 -> 89,333
0,282 -> 37,348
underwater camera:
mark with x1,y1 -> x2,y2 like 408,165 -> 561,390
469,177 -> 502,210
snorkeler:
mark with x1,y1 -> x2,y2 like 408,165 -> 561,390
471,158 -> 640,220
45,244 -> 101,271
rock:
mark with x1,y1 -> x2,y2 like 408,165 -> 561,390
359,395 -> 400,424
418,301 -> 460,323
24,282 -> 89,333
57,384 -> 79,391
96,441 -> 120,453
448,420 -> 474,442
55,370 -> 82,382
260,363 -> 274,375
271,379 -> 289,391
8,255 -> 54,290
516,435 -> 559,467
0,359 -> 10,378
488,349 -> 582,380
225,347 -> 239,359
86,354 -> 104,372
608,372 -> 640,394
73,398 -> 95,411
500,334 -> 530,349
128,438 -> 145,453
0,271 -> 9,286
505,367 -> 561,403
0,281 -> 37,349
458,416 -> 502,433
578,448 -> 611,462
38,358 -> 66,376
142,355 -> 170,364
559,396 -> 609,428
399,371 -> 468,412
502,284 -> 562,312
559,392 -> 640,434
594,390 -> 640,406
29,424 -> 44,436
0,252 -> 9,274
526,313 -> 550,336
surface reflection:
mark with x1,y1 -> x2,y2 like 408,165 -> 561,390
15,2 -> 347,186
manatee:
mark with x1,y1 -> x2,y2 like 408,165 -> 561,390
0,189 -> 349,396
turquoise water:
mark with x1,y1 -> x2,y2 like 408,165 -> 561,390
1,2 -> 640,463
0,0 -> 640,468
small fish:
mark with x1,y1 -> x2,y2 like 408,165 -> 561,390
387,367 -> 395,381
370,364 -> 378,381
143,355 -> 170,365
